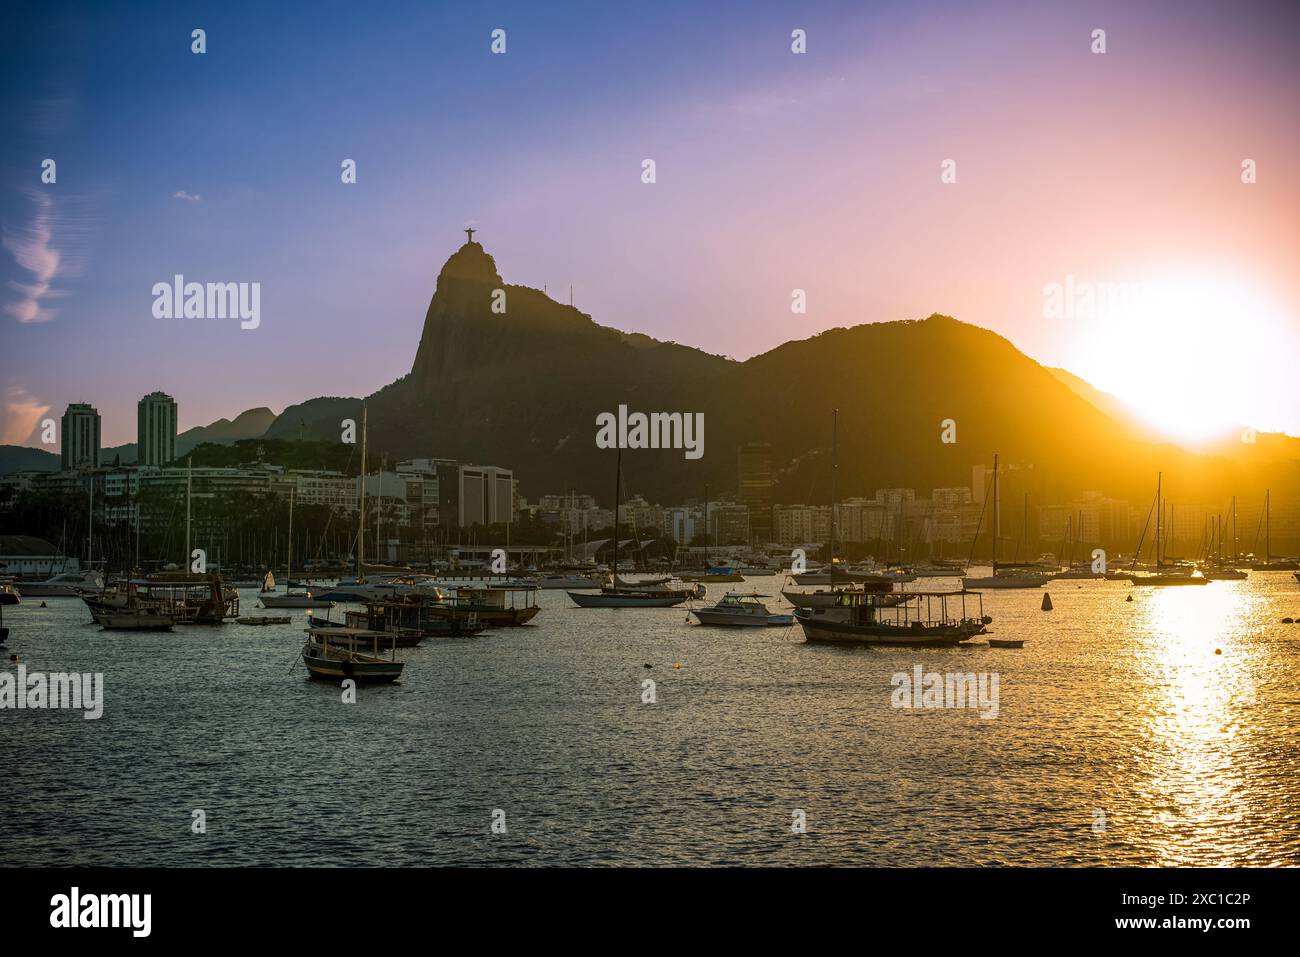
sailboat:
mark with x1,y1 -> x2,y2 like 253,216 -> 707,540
568,447 -> 692,608
781,409 -> 884,603
962,454 -> 1051,588
1127,473 -> 1207,586
260,488 -> 336,608
1245,490 -> 1299,570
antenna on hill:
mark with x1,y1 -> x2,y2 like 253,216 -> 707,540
569,284 -> 574,307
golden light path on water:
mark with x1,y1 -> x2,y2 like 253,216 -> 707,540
1130,584 -> 1267,865
4,575 -> 1299,865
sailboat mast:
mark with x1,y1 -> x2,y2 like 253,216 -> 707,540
704,483 -> 710,566
358,405 -> 367,579
613,446 -> 621,581
1265,488 -> 1271,561
87,475 -> 94,569
831,409 -> 838,569
1155,472 -> 1162,568
992,453 -> 999,571
185,456 -> 192,571
287,486 -> 294,582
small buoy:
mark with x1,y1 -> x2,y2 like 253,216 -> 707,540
1284,618 -> 1295,624
8,654 -> 17,662
1215,648 -> 1222,655
1126,595 -> 1133,602
643,663 -> 652,669
40,601 -> 47,608
1041,592 -> 1053,611
674,661 -> 682,670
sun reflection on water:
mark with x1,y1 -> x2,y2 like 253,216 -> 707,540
1129,583 -> 1265,864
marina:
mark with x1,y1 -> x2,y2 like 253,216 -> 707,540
3,572 -> 1299,866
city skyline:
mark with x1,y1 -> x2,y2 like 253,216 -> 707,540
3,0 -> 1299,451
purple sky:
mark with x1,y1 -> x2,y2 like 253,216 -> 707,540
3,0 -> 1298,448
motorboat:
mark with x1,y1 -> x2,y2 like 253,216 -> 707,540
1201,566 -> 1248,581
17,569 -> 104,598
690,592 -> 794,627
962,567 -> 1052,589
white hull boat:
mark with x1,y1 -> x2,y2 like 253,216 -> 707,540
691,592 -> 794,627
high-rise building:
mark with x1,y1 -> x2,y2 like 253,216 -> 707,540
61,403 -> 101,470
737,443 -> 774,542
458,465 -> 514,527
137,391 -> 178,466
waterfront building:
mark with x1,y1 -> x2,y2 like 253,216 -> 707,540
458,465 -> 514,527
737,443 -> 774,541
137,391 -> 178,466
61,403 -> 101,470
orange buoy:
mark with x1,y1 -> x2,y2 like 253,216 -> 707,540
1041,592 -> 1053,611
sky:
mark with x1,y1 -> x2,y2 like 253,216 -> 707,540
2,0 -> 1298,449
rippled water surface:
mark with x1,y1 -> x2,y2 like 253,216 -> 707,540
3,574 -> 1299,866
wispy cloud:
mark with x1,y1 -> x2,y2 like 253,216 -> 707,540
3,191 -> 62,323
1,384 -> 51,445
173,190 -> 202,204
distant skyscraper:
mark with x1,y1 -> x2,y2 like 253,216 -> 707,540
61,403 -> 101,470
458,465 -> 514,527
737,443 -> 774,542
137,391 -> 178,466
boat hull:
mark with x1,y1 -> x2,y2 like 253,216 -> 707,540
795,610 -> 983,646
259,593 -> 336,608
961,575 -> 1047,589
302,655 -> 403,683
100,612 -> 175,631
568,590 -> 688,608
691,609 -> 793,626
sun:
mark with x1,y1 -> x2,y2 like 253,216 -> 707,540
1067,270 -> 1297,442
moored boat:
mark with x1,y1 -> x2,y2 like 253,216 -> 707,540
18,569 -> 105,598
961,455 -> 1049,589
795,589 -> 989,646
691,592 -> 793,627
570,448 -> 696,609
428,586 -> 540,626
301,627 -> 404,683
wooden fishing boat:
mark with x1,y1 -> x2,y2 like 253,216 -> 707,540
301,627 -> 404,683
795,589 -> 989,646
237,615 -> 292,625
429,586 -> 540,625
987,638 -> 1025,648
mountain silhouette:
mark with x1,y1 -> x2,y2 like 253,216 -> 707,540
263,239 -> 1300,519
